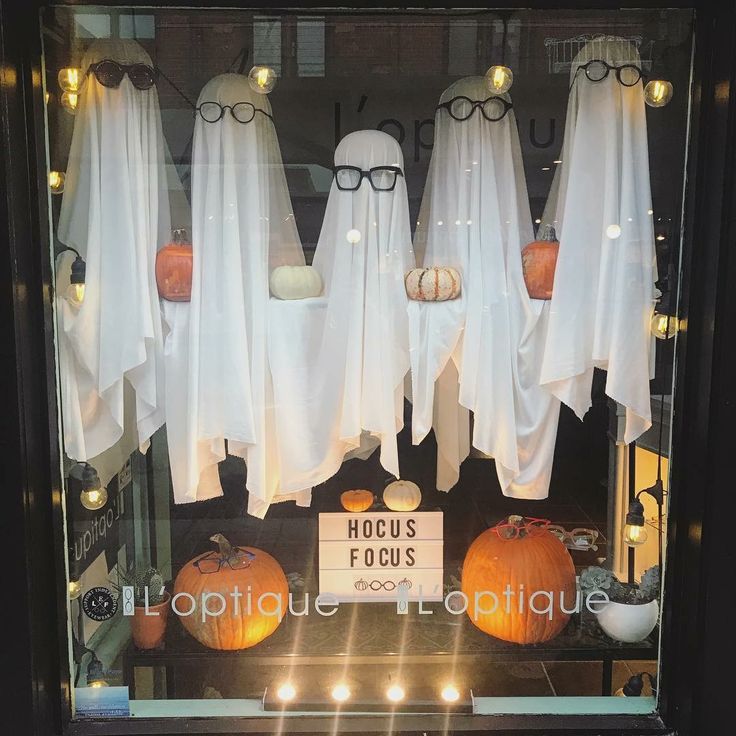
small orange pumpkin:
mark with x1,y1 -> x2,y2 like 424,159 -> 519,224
462,516 -> 576,644
340,489 -> 375,513
522,225 -> 559,300
156,228 -> 193,302
173,534 -> 288,651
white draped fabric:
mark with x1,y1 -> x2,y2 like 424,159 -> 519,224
166,73 -> 306,515
540,38 -> 656,444
57,39 -> 169,479
411,76 -> 560,498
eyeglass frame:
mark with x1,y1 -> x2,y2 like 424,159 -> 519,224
333,165 -> 404,192
570,59 -> 646,91
86,59 -> 158,90
435,95 -> 514,123
193,546 -> 256,574
491,516 -> 551,540
195,101 -> 274,124
547,524 -> 600,551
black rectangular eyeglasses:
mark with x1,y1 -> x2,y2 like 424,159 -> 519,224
333,165 -> 403,192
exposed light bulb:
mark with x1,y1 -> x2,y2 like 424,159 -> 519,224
66,282 -> 85,306
65,255 -> 87,306
346,229 -> 361,245
644,80 -> 673,108
485,65 -> 513,94
606,224 -> 622,239
248,65 -> 277,94
623,523 -> 648,547
61,91 -> 79,114
89,680 -> 109,688
386,684 -> 405,702
49,170 -> 66,194
80,485 -> 108,510
277,683 -> 296,702
441,684 -> 460,703
58,67 -> 82,93
68,579 -> 82,600
331,683 -> 350,702
651,312 -> 678,340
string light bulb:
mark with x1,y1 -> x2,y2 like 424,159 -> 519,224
58,67 -> 82,93
248,65 -> 277,94
606,224 -> 622,239
66,254 -> 87,307
76,462 -> 107,510
49,170 -> 66,194
623,497 -> 648,547
651,312 -> 678,340
331,683 -> 350,702
644,80 -> 673,108
346,229 -> 361,245
485,65 -> 513,94
68,579 -> 82,600
61,91 -> 79,114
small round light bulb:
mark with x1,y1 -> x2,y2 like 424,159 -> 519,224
623,523 -> 648,547
651,312 -> 678,340
606,224 -> 622,239
49,170 -> 66,194
277,683 -> 296,702
644,80 -> 673,108
69,579 -> 82,600
346,229 -> 361,245
248,65 -> 277,94
441,684 -> 460,703
58,67 -> 82,93
485,65 -> 513,94
386,684 -> 405,702
80,486 -> 108,510
331,683 -> 350,702
61,91 -> 79,114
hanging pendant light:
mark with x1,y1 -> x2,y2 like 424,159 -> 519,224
485,13 -> 514,94
248,65 -> 277,94
644,80 -> 673,108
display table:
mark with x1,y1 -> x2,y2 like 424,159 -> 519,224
122,603 -> 656,699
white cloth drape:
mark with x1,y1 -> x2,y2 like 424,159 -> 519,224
411,76 -> 560,498
166,73 -> 307,515
540,38 -> 656,443
56,39 -> 170,481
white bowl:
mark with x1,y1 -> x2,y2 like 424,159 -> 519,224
595,599 -> 659,643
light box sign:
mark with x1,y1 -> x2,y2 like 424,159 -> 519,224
318,511 -> 443,602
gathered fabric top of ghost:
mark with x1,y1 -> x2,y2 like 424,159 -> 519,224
540,37 -> 656,443
56,39 -> 170,474
166,72 -> 306,515
411,76 -> 559,498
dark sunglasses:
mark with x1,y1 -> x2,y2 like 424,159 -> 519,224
333,165 -> 403,192
436,95 -> 513,123
195,100 -> 274,124
87,59 -> 157,91
571,59 -> 644,90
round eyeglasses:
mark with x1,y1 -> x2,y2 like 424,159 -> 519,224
87,59 -> 157,91
491,516 -> 551,540
334,165 -> 403,192
436,95 -> 513,123
196,101 -> 274,124
572,59 -> 644,89
193,546 -> 256,574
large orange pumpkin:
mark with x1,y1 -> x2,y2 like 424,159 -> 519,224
461,517 -> 576,644
156,228 -> 193,302
173,534 -> 288,650
522,225 -> 559,300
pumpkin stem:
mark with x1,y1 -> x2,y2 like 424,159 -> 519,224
209,533 -> 234,559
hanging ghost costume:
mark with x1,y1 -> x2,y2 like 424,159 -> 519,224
165,73 -> 307,515
268,129 -> 413,489
540,38 -> 656,443
56,39 -> 170,482
411,76 -> 560,498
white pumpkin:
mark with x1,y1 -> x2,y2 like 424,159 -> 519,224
270,265 -> 323,300
405,267 -> 461,301
383,480 -> 422,512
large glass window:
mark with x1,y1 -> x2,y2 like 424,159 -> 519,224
42,6 -> 693,726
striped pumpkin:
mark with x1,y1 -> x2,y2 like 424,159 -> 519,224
405,267 -> 461,301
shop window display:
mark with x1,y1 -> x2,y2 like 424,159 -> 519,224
44,6 -> 692,727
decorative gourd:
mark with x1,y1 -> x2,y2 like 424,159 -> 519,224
522,225 -> 559,300
173,534 -> 288,651
383,480 -> 422,512
340,489 -> 375,513
461,516 -> 576,644
270,265 -> 322,300
405,267 -> 461,301
156,228 -> 193,302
